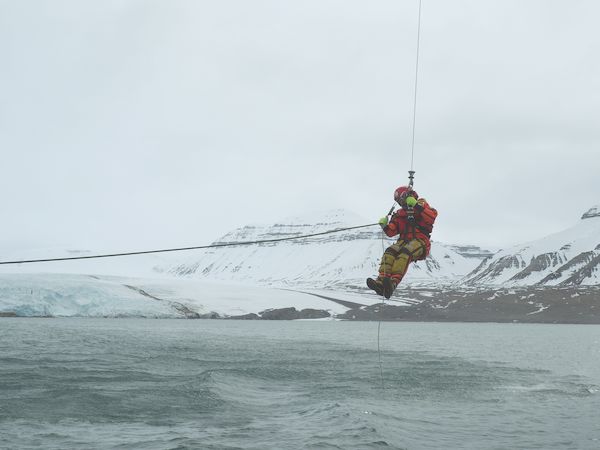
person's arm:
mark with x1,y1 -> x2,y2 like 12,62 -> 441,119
380,212 -> 404,237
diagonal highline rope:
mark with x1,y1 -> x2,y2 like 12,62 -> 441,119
0,223 -> 379,265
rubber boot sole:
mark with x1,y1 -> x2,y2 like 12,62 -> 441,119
366,278 -> 383,296
382,277 -> 395,299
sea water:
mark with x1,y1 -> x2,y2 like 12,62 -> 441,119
0,319 -> 599,449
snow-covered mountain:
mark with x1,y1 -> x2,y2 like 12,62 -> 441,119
464,205 -> 600,286
2,207 -> 599,320
165,209 -> 483,289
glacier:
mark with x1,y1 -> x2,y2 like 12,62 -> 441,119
0,273 -> 355,318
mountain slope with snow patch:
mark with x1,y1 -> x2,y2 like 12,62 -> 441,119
464,205 -> 600,286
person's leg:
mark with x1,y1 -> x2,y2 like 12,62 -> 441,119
379,240 -> 405,280
366,240 -> 405,295
383,239 -> 426,298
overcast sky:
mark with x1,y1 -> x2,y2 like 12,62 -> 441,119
1,0 -> 599,254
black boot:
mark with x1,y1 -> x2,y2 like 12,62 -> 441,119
382,277 -> 396,299
366,278 -> 384,296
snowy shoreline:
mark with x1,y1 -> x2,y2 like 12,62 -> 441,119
1,273 -> 599,323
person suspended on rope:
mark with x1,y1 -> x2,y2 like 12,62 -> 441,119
367,186 -> 437,299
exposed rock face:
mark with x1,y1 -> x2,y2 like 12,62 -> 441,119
559,253 -> 600,286
258,307 -> 330,320
447,245 -> 495,260
582,206 -> 600,220
227,313 -> 260,320
260,307 -> 300,320
297,308 -> 331,319
509,252 -> 565,281
466,255 -> 526,284
536,251 -> 596,285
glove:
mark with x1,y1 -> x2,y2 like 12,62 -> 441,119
378,216 -> 389,227
405,196 -> 418,208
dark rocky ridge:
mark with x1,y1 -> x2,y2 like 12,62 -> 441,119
211,286 -> 600,323
227,307 -> 331,320
339,286 -> 600,324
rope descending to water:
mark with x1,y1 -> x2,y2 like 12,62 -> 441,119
377,300 -> 385,390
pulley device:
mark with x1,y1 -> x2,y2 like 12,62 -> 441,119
408,170 -> 415,189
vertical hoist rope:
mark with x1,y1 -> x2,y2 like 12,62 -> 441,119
377,0 -> 424,391
409,0 -> 423,172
